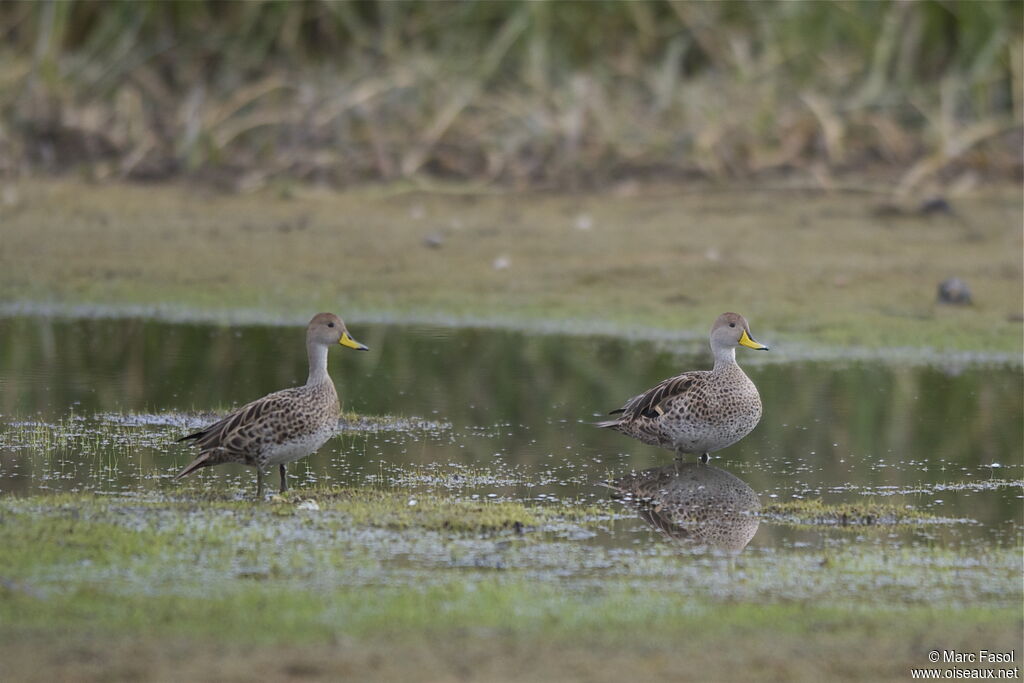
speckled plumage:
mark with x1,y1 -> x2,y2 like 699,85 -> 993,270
597,312 -> 768,461
175,313 -> 367,497
605,461 -> 761,553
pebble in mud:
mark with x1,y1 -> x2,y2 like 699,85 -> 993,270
937,277 -> 972,305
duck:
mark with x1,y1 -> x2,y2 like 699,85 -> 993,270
597,312 -> 768,462
175,312 -> 368,497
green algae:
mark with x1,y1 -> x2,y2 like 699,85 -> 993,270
288,486 -> 605,532
761,498 -> 950,528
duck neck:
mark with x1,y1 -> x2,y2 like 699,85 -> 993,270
711,344 -> 737,373
306,341 -> 331,386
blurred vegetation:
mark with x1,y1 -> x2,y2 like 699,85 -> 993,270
0,0 -> 1021,190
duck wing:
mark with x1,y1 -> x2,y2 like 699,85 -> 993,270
607,371 -> 707,421
177,388 -> 302,454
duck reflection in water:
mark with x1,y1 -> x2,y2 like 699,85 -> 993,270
604,461 -> 760,554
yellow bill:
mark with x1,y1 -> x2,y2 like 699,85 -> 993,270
339,331 -> 369,351
738,329 -> 769,351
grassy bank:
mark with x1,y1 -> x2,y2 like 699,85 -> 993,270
1,179 -> 1021,354
2,600 -> 1017,682
1,1 -> 1020,189
1,491 -> 1020,682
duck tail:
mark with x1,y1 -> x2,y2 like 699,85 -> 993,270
176,426 -> 211,443
594,417 -> 621,429
175,453 -> 214,480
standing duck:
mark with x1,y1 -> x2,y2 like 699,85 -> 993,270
597,312 -> 768,462
175,313 -> 368,497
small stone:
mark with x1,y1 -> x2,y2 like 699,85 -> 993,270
937,277 -> 972,305
919,197 -> 954,217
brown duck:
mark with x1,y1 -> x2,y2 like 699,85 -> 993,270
597,312 -> 768,462
175,313 -> 368,497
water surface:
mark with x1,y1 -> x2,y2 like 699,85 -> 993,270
1,316 -> 1021,555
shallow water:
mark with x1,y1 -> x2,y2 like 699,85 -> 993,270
1,315 -> 1021,557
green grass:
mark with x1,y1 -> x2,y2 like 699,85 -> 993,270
156,485 -> 605,533
1,179 -> 1021,354
1,598 -> 1017,682
761,498 -> 944,527
294,486 -> 603,532
1,581 -> 1017,651
0,491 -> 1020,681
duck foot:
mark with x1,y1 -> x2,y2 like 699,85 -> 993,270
279,464 -> 288,493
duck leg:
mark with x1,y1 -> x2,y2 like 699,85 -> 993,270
256,469 -> 265,499
279,464 -> 288,493
699,453 -> 710,464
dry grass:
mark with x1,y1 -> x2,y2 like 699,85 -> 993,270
0,1 -> 1020,189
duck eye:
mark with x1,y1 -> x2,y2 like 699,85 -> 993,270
327,322 -> 335,328
729,322 -> 736,328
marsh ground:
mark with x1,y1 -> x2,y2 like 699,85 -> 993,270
1,179 -> 1021,353
1,180 -> 1022,682
1,490 -> 1020,683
